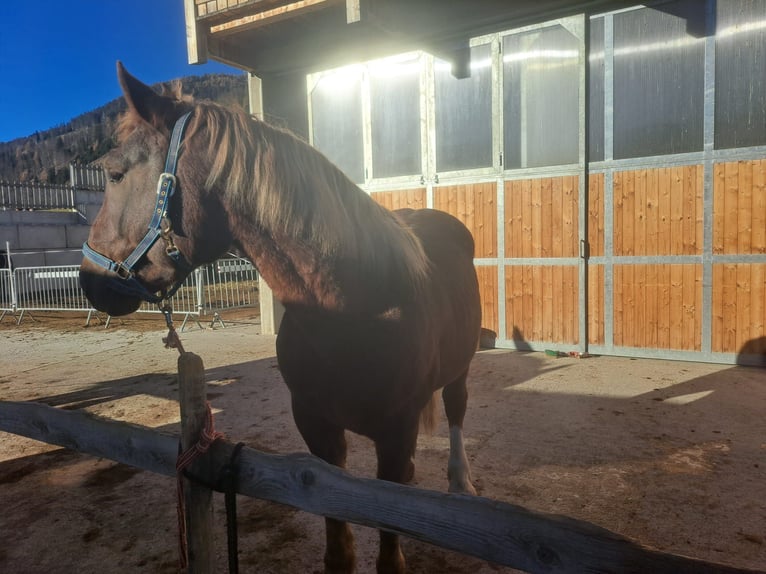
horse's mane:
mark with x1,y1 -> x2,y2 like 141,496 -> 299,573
181,100 -> 431,300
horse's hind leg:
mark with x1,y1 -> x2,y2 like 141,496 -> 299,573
291,399 -> 355,574
442,370 -> 477,495
374,416 -> 419,574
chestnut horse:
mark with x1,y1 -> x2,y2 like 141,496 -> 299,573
79,63 -> 481,574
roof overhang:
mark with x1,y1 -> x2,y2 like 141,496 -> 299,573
185,0 -> 634,78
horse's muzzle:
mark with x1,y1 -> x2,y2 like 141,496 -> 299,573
79,262 -> 143,316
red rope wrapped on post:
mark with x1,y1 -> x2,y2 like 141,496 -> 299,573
176,400 -> 224,569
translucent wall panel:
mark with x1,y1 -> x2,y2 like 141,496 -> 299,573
503,25 -> 580,169
589,17 -> 605,162
310,67 -> 365,183
434,44 -> 493,172
613,4 -> 705,159
370,54 -> 423,178
715,0 -> 766,149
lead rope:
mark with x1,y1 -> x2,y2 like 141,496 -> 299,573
161,303 -> 185,354
162,302 -> 242,574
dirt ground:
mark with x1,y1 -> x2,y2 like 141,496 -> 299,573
0,310 -> 764,573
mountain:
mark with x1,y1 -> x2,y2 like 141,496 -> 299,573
0,74 -> 248,184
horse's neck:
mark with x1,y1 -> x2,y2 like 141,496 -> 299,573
234,221 -> 380,313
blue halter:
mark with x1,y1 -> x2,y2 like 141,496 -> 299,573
82,111 -> 193,304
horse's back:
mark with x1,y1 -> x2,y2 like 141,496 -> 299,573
395,208 -> 482,368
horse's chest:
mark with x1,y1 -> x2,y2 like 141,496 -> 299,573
275,312 -> 430,405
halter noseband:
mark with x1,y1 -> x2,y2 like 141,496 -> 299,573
82,111 -> 193,304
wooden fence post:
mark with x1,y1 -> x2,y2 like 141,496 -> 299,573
178,352 -> 215,573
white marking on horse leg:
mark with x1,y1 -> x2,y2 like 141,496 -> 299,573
447,425 -> 476,495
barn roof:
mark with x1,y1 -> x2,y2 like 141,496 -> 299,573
185,0 -> 634,77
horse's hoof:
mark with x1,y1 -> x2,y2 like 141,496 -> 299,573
404,459 -> 415,483
324,550 -> 356,574
376,551 -> 406,574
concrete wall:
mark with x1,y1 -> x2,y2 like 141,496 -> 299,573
0,189 -> 103,268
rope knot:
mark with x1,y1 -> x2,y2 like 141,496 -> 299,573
176,401 -> 224,569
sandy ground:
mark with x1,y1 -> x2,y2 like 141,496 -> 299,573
0,311 -> 764,573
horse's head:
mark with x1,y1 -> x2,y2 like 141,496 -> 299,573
80,62 -> 234,315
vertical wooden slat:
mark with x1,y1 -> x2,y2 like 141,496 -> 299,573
712,163 -> 725,254
635,169 -> 647,256
645,169 -> 659,255
738,161 -> 753,254
645,264 -> 658,348
520,265 -> 534,340
587,264 -> 604,345
614,172 -> 624,256
669,167 -> 684,255
722,264 -> 737,352
723,162 -> 739,254
635,265 -> 646,347
682,165 -> 698,254
614,265 -> 623,347
588,174 -> 604,257
521,180 -> 533,258
752,160 -> 766,253
681,265 -> 699,351
563,176 -> 578,258
506,181 -> 522,258
541,266 -> 553,341
531,179 -> 542,257
551,265 -> 567,341
623,171 -> 636,255
551,177 -> 564,258
694,166 -> 704,254
735,264 -> 751,352
533,268 -> 545,341
625,266 -> 636,346
565,265 -> 578,344
541,178 -> 553,258
751,264 -> 765,342
658,167 -> 671,255
712,265 -> 724,352
508,265 -> 524,342
657,265 -> 671,349
476,266 -> 498,337
668,265 -> 683,349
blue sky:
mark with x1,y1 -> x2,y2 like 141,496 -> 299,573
0,0 -> 241,143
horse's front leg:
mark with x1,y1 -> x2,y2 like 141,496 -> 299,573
374,416 -> 419,574
291,398 -> 356,573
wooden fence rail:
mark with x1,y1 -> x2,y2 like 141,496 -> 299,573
0,399 -> 761,574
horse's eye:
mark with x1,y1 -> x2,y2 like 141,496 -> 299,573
108,171 -> 124,184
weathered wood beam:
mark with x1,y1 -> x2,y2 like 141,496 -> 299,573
0,400 -> 761,574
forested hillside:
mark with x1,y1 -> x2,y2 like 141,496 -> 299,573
0,74 -> 247,183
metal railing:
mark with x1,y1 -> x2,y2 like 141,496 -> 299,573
69,164 -> 106,191
0,181 -> 76,211
0,257 -> 259,328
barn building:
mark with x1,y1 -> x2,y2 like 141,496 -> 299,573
183,0 -> 766,365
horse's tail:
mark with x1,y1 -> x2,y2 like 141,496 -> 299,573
419,391 -> 439,435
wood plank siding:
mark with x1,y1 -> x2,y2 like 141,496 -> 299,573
504,176 -> 578,258
610,167 -> 704,351
614,166 -> 703,256
712,160 -> 766,355
370,188 -> 427,211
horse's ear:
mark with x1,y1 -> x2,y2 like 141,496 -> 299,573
116,61 -> 180,132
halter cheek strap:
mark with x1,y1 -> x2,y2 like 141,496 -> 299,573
82,111 -> 193,304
